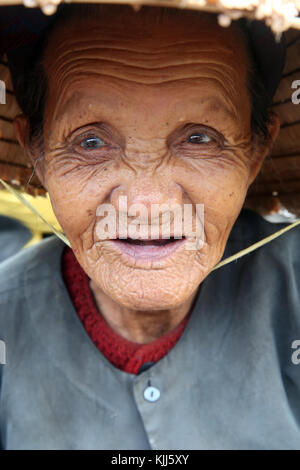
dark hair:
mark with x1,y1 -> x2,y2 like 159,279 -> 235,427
12,5 -> 272,146
237,18 -> 272,140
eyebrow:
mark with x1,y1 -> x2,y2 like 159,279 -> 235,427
62,87 -> 236,116
56,81 -> 239,145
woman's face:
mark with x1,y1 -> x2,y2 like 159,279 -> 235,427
19,9 -> 276,310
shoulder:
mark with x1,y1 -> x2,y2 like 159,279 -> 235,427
217,208 -> 300,324
0,236 -> 66,340
221,209 -> 300,343
0,235 -> 66,296
227,208 -> 300,262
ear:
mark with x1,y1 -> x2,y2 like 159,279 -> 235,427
247,111 -> 280,186
13,114 -> 47,190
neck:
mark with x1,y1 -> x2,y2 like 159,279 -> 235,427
89,279 -> 198,344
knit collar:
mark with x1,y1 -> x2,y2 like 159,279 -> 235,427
61,246 -> 191,375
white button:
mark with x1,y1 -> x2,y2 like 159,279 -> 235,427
144,386 -> 160,402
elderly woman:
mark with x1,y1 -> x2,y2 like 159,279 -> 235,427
0,3 -> 300,450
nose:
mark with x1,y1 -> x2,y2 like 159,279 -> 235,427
109,179 -> 184,239
110,179 -> 183,215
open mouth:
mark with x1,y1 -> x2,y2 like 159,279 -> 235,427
111,236 -> 186,260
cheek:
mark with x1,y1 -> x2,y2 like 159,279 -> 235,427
175,154 -> 251,249
204,170 -> 249,219
46,179 -> 95,242
44,157 -> 117,241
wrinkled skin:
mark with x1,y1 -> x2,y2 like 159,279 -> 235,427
15,7 -> 279,343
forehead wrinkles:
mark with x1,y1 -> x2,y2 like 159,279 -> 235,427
43,18 -> 250,133
44,19 -> 248,82
46,38 -> 240,71
48,54 -> 242,87
45,39 -> 246,106
45,24 -> 245,69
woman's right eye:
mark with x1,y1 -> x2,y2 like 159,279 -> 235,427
80,136 -> 106,150
186,132 -> 212,144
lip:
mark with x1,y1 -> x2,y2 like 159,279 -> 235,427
110,237 -> 186,261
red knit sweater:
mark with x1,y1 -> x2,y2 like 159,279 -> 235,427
61,246 -> 191,375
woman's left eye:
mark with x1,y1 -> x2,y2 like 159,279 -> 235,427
80,136 -> 106,149
186,133 -> 212,144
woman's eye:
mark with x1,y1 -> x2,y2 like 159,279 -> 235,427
80,136 -> 106,149
186,133 -> 212,144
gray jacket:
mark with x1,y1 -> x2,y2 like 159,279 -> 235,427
0,208 -> 300,450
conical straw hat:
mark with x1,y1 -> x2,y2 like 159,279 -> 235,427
0,0 -> 300,221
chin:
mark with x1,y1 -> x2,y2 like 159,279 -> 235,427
116,295 -> 180,312
101,273 -> 199,311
